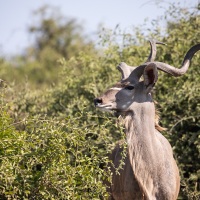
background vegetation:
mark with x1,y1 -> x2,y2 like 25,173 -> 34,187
0,2 -> 199,199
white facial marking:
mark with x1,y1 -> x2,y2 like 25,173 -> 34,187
110,87 -> 122,91
121,100 -> 133,109
122,105 -> 127,109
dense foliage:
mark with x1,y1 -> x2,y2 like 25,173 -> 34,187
0,2 -> 199,199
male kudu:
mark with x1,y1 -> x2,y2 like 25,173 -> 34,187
94,41 -> 200,200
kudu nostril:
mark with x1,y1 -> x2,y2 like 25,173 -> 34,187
94,98 -> 102,106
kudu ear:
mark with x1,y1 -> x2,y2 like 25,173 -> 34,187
143,63 -> 158,93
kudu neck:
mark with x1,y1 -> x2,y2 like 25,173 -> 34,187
122,102 -> 156,137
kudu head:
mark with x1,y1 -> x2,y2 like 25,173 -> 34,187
94,41 -> 200,115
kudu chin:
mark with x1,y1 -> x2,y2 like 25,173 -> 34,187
94,40 -> 200,200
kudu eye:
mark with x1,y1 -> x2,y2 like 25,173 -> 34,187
124,85 -> 135,90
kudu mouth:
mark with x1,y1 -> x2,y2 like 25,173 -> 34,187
94,98 -> 114,111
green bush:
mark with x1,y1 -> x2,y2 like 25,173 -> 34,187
0,2 -> 199,199
0,86 -> 120,199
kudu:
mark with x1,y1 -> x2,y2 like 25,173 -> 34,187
94,41 -> 200,200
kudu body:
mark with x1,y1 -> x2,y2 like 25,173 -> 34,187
94,41 -> 200,200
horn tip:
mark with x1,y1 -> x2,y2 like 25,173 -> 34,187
149,39 -> 166,46
117,62 -> 127,69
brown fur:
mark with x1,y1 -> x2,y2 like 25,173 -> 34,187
108,111 -> 180,200
155,109 -> 166,132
